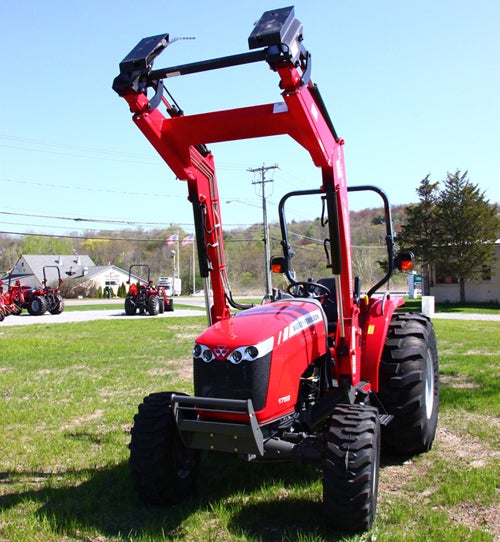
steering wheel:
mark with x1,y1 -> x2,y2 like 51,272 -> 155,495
286,281 -> 331,299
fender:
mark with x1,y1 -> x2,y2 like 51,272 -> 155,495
360,295 -> 405,391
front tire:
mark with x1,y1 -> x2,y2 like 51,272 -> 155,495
28,295 -> 47,316
378,312 -> 439,455
323,404 -> 381,533
129,392 -> 200,505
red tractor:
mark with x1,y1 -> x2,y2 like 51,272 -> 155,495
1,266 -> 64,317
125,264 -> 174,315
0,278 -> 22,321
18,266 -> 65,316
114,7 -> 439,533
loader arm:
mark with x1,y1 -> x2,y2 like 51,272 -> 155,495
113,7 -> 357,370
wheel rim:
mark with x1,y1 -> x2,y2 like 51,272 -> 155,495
425,348 -> 435,419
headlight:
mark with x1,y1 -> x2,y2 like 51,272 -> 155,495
193,343 -> 213,363
228,350 -> 243,364
192,336 -> 274,364
193,343 -> 202,357
202,348 -> 213,362
245,346 -> 259,359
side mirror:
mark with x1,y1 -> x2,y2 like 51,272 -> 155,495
395,251 -> 414,272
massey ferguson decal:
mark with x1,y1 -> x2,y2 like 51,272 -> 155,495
276,309 -> 323,346
213,345 -> 230,360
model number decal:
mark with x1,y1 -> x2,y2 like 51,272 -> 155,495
278,395 -> 291,405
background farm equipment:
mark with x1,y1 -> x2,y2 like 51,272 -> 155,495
0,266 -> 64,318
0,279 -> 22,321
125,265 -> 174,316
20,265 -> 65,316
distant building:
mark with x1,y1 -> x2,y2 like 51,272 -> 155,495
81,265 -> 139,296
8,254 -> 95,288
6,255 -> 144,297
429,240 -> 499,303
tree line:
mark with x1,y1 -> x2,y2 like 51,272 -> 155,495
1,170 -> 498,298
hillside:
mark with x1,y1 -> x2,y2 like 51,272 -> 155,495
0,206 -> 410,294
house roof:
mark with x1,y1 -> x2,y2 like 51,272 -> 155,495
9,254 -> 96,287
5,255 -> 147,289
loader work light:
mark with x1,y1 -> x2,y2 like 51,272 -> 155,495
248,6 -> 303,59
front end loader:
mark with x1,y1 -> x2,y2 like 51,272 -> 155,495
114,7 -> 439,532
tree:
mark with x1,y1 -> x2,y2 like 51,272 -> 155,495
434,170 -> 499,302
398,171 -> 499,302
21,235 -> 73,255
396,175 -> 439,295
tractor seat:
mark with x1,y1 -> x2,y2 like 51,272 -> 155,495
316,278 -> 338,334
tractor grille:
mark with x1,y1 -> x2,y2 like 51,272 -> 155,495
193,352 -> 271,411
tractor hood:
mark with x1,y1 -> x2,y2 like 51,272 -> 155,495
194,299 -> 327,361
192,299 -> 328,421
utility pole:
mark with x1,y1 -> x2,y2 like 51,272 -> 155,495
248,164 -> 278,296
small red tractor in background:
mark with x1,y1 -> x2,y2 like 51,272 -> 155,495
1,266 -> 65,317
125,264 -> 174,316
22,265 -> 65,316
114,7 -> 439,533
0,278 -> 22,321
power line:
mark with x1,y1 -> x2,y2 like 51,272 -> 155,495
0,230 -> 171,242
0,210 -> 175,227
0,177 -> 185,199
0,134 -> 253,172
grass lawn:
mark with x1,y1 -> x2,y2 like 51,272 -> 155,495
401,297 -> 500,314
0,315 -> 498,541
66,297 -> 500,315
64,301 -> 205,312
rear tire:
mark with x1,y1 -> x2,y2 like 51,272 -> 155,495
125,297 -> 136,315
378,312 -> 439,455
323,404 -> 380,533
28,295 -> 47,316
49,294 -> 64,314
147,294 -> 160,315
129,392 -> 200,505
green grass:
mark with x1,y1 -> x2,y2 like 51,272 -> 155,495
63,302 -> 124,311
0,316 -> 499,541
64,302 -> 205,312
401,297 -> 500,314
65,297 -> 500,315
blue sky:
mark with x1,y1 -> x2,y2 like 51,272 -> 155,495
1,0 -> 498,238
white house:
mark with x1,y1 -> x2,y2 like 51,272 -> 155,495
81,265 -> 138,296
429,241 -> 499,303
